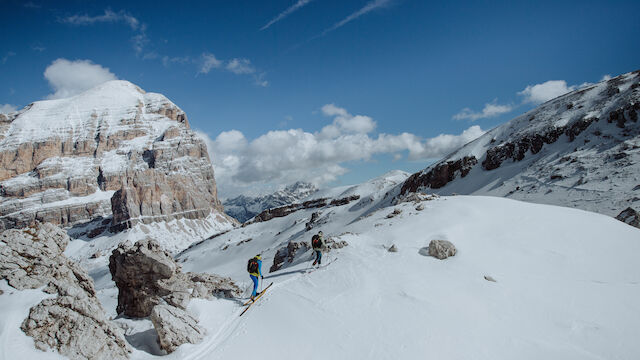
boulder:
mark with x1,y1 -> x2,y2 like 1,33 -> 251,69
0,223 -> 130,360
427,240 -> 457,259
109,238 -> 240,318
388,244 -> 398,253
150,305 -> 205,353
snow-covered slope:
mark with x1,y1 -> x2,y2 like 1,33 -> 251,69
72,170 -> 640,360
223,182 -> 318,222
401,70 -> 640,217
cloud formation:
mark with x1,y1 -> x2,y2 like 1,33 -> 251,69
453,102 -> 514,121
0,104 -> 18,114
60,9 -> 139,30
199,53 -> 223,74
2,51 -> 16,64
197,104 -> 485,198
261,0 -> 313,31
44,59 -> 117,99
518,80 -> 575,104
226,58 -> 256,74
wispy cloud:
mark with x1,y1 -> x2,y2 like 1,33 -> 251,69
319,0 -> 393,37
31,45 -> 46,52
261,0 -> 313,31
1,51 -> 16,64
226,58 -> 256,74
453,101 -> 514,121
199,53 -> 223,74
60,9 -> 139,30
23,2 -> 41,9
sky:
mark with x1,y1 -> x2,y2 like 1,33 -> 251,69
1,0 -> 639,199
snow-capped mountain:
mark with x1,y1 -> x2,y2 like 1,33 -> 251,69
400,70 -> 640,217
223,181 -> 318,222
0,80 -> 234,252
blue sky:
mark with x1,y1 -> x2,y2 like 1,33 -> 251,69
1,0 -> 639,198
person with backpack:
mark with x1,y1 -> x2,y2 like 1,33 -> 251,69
247,254 -> 263,300
311,231 -> 325,266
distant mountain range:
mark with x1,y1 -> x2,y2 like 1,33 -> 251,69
223,181 -> 319,222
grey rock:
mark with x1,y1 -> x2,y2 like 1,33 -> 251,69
427,240 -> 457,259
109,238 -> 240,318
484,275 -> 497,282
616,207 -> 640,228
151,304 -> 205,353
388,244 -> 398,252
415,204 -> 425,211
0,223 -> 130,359
386,208 -> 402,218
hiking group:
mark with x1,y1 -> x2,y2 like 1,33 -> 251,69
246,231 -> 326,301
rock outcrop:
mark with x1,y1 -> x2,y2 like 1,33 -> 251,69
150,304 -> 206,353
0,222 -> 130,359
0,80 -> 226,232
616,207 -> 640,228
109,238 -> 240,318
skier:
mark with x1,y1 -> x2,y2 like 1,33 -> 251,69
311,231 -> 325,266
247,254 -> 263,300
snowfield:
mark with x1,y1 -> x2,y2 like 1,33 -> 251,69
67,172 -> 640,360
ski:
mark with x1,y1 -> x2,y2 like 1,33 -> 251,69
305,258 -> 336,274
240,282 -> 273,317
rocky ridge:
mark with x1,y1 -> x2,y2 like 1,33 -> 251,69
399,70 -> 640,217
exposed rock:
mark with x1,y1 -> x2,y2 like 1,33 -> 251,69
150,304 -> 205,353
0,223 -> 130,359
270,241 -> 311,273
400,157 -> 477,194
484,275 -> 497,282
386,208 -> 402,218
616,207 -> 640,228
0,80 -> 226,231
305,212 -> 320,231
388,244 -> 398,253
109,238 -> 240,318
416,204 -> 425,211
427,240 -> 457,259
247,194 -> 360,225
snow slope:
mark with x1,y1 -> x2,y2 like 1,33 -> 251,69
71,170 -> 640,360
401,70 -> 640,217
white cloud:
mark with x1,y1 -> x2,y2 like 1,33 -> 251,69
518,80 -> 576,104
320,0 -> 393,37
60,9 -> 139,30
197,105 -> 485,198
453,101 -> 514,121
44,59 -> 117,99
261,0 -> 313,31
199,53 -> 223,74
0,104 -> 18,114
226,58 -> 256,74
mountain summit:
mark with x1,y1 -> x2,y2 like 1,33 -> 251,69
0,80 -> 233,246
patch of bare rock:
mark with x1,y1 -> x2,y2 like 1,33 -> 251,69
0,222 -> 130,360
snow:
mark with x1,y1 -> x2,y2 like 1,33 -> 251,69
0,281 -> 64,360
54,169 -> 637,360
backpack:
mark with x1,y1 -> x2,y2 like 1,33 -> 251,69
247,258 -> 259,273
312,235 -> 322,249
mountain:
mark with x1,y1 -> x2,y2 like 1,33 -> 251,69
69,170 -> 639,359
0,80 -> 234,252
400,70 -> 640,217
223,181 -> 318,222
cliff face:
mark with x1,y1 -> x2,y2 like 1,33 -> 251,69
0,80 -> 226,231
